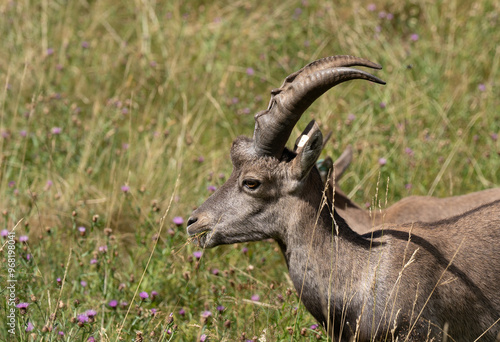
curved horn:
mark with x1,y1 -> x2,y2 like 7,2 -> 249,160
253,55 -> 385,157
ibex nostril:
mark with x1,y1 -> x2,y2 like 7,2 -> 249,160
187,217 -> 198,227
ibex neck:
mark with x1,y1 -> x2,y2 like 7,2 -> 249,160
279,184 -> 379,336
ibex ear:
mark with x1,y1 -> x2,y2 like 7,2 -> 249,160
332,145 -> 353,182
291,120 -> 323,180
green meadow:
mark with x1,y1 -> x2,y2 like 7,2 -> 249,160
0,0 -> 498,341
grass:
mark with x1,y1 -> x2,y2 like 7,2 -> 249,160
0,0 -> 498,341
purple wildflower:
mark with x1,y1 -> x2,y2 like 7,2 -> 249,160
478,83 -> 486,92
193,251 -> 202,259
310,324 -> 318,330
26,322 -> 34,332
80,280 -> 87,287
17,303 -> 29,315
379,102 -> 386,109
121,185 -> 130,193
46,48 -> 54,56
98,245 -> 107,253
58,331 -> 65,336
1,229 -> 8,237
90,258 -> 97,265
197,156 -> 205,163
88,337 -> 96,342
378,158 -> 387,166
20,130 -> 27,137
405,147 -> 414,156
201,310 -> 212,318
179,308 -> 186,316
246,67 -> 255,76
207,185 -> 217,192
51,127 -> 62,135
410,33 -> 419,41
242,247 -> 248,254
19,235 -> 28,242
251,294 -> 260,301
86,309 -> 97,318
211,268 -> 219,275
367,3 -> 376,11
78,226 -> 86,236
139,291 -> 149,300
347,113 -> 356,121
108,300 -> 118,308
81,41 -> 89,48
216,305 -> 225,312
120,301 -> 128,308
405,183 -> 413,190
8,181 -> 15,188
200,334 -> 207,342
173,216 -> 184,226
77,313 -> 89,323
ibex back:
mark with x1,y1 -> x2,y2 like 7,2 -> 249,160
325,146 -> 500,234
186,56 -> 500,341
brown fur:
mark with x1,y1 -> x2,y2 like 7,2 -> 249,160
326,147 -> 500,234
187,132 -> 500,342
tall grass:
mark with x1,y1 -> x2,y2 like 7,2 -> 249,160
0,0 -> 498,341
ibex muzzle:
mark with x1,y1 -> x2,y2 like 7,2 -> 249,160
187,55 -> 500,341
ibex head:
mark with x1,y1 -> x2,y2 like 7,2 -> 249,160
187,55 -> 385,248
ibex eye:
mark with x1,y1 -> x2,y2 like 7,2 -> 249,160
243,179 -> 261,190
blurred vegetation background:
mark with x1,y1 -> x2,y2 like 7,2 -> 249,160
0,0 -> 498,341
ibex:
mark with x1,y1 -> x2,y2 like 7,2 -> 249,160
323,146 -> 500,233
186,56 -> 500,341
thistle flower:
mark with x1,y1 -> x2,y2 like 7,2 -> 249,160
178,308 -> 186,316
193,251 -> 202,261
378,158 -> 387,166
478,83 -> 486,92
246,67 -> 255,76
80,280 -> 87,287
17,303 -> 29,314
26,322 -> 34,332
251,294 -> 260,301
216,305 -> 225,312
207,185 -> 217,193
78,226 -> 86,236
90,258 -> 97,265
1,229 -> 8,237
201,310 -> 212,318
410,33 -> 419,41
108,300 -> 118,309
19,235 -> 28,242
173,217 -> 184,226
139,292 -> 149,300
77,313 -> 89,324
121,185 -> 130,193
51,127 -> 62,134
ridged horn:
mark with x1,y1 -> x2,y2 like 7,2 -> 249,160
253,55 -> 385,157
